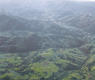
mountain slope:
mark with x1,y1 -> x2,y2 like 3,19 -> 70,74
0,14 -> 89,52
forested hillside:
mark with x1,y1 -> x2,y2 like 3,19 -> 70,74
0,0 -> 95,80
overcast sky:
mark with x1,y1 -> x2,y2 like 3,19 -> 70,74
0,0 -> 95,8
0,0 -> 95,16
0,0 -> 95,4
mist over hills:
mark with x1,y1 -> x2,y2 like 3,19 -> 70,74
0,0 -> 95,33
1,1 -> 95,80
47,1 -> 95,33
0,14 -> 88,52
0,0 -> 95,52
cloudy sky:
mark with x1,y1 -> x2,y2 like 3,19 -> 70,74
74,0 -> 95,1
0,0 -> 95,3
0,0 -> 95,8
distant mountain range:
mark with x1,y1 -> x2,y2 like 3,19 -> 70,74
0,14 -> 88,52
0,1 -> 95,52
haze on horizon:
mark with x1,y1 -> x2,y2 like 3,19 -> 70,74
0,0 -> 95,8
0,0 -> 95,4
